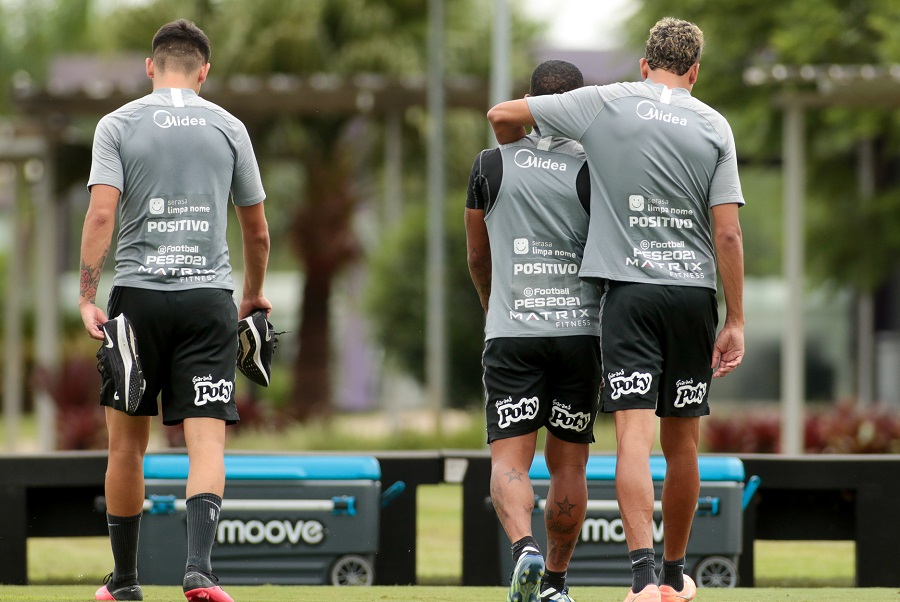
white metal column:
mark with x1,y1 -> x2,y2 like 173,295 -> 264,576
855,138 -> 875,406
426,0 -> 447,434
781,102 -> 806,455
2,164 -> 23,452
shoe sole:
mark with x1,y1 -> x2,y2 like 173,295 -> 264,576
95,584 -> 143,601
237,314 -> 269,386
660,575 -> 696,601
183,571 -> 234,602
623,585 -> 661,602
101,315 -> 145,414
184,588 -> 233,602
508,555 -> 544,602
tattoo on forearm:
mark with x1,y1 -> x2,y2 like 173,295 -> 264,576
79,247 -> 108,303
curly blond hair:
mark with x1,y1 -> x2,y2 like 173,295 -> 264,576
644,17 -> 704,76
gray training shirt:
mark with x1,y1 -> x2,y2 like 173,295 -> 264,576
88,87 -> 265,292
479,132 -> 601,339
527,79 -> 744,291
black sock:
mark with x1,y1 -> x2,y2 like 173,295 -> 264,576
628,548 -> 656,592
107,512 -> 141,586
185,493 -> 222,575
660,556 -> 685,591
511,535 -> 541,563
541,569 -> 567,592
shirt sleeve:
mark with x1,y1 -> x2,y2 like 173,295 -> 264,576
87,115 -> 124,192
526,86 -> 606,142
709,120 -> 745,207
230,118 -> 266,206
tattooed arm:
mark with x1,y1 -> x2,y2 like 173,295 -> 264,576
79,184 -> 119,340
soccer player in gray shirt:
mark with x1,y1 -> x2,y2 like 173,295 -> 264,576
488,17 -> 745,602
468,60 -> 601,602
79,19 -> 269,602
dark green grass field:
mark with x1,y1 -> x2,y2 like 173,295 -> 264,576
8,421 -> 899,601
14,485 -> 899,601
0,585 -> 898,601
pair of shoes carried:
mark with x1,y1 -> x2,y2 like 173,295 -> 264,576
183,570 -> 234,602
540,584 -> 575,602
96,314 -> 146,414
660,575 -> 697,601
236,309 -> 277,387
507,553 -> 545,602
623,584 -> 661,602
95,572 -> 143,601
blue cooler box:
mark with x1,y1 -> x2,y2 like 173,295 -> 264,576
499,455 -> 745,588
138,454 -> 381,586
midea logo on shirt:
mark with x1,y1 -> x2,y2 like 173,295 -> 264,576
635,100 -> 688,126
152,109 -> 207,129
513,149 -> 568,172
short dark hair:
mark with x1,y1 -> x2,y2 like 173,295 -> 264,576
530,60 -> 584,96
644,17 -> 704,76
151,19 -> 210,74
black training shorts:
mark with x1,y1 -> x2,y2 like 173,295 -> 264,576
482,335 -> 601,444
599,281 -> 717,417
101,286 -> 239,425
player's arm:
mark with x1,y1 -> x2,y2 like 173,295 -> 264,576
711,202 -> 744,377
487,99 -> 535,145
79,184 -> 119,340
466,207 -> 491,311
235,201 -> 272,319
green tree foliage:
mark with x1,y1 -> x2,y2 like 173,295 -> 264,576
631,1 -> 900,291
0,0 -> 98,111
365,195 -> 485,407
2,0 -> 539,417
89,0 -> 537,418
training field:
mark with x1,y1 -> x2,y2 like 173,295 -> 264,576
0,585 -> 898,601
12,487 -> 895,602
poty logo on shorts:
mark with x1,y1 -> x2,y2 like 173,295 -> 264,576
549,403 -> 591,432
607,370 -> 652,400
153,109 -> 207,129
193,374 -> 233,406
496,396 -> 539,428
674,379 -> 707,408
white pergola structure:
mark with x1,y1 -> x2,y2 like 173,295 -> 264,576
743,63 -> 900,454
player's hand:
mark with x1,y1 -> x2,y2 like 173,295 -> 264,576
238,295 -> 272,320
80,302 -> 108,341
712,323 -> 744,378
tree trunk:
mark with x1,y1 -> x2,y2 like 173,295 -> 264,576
286,134 -> 360,422
290,264 -> 333,421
